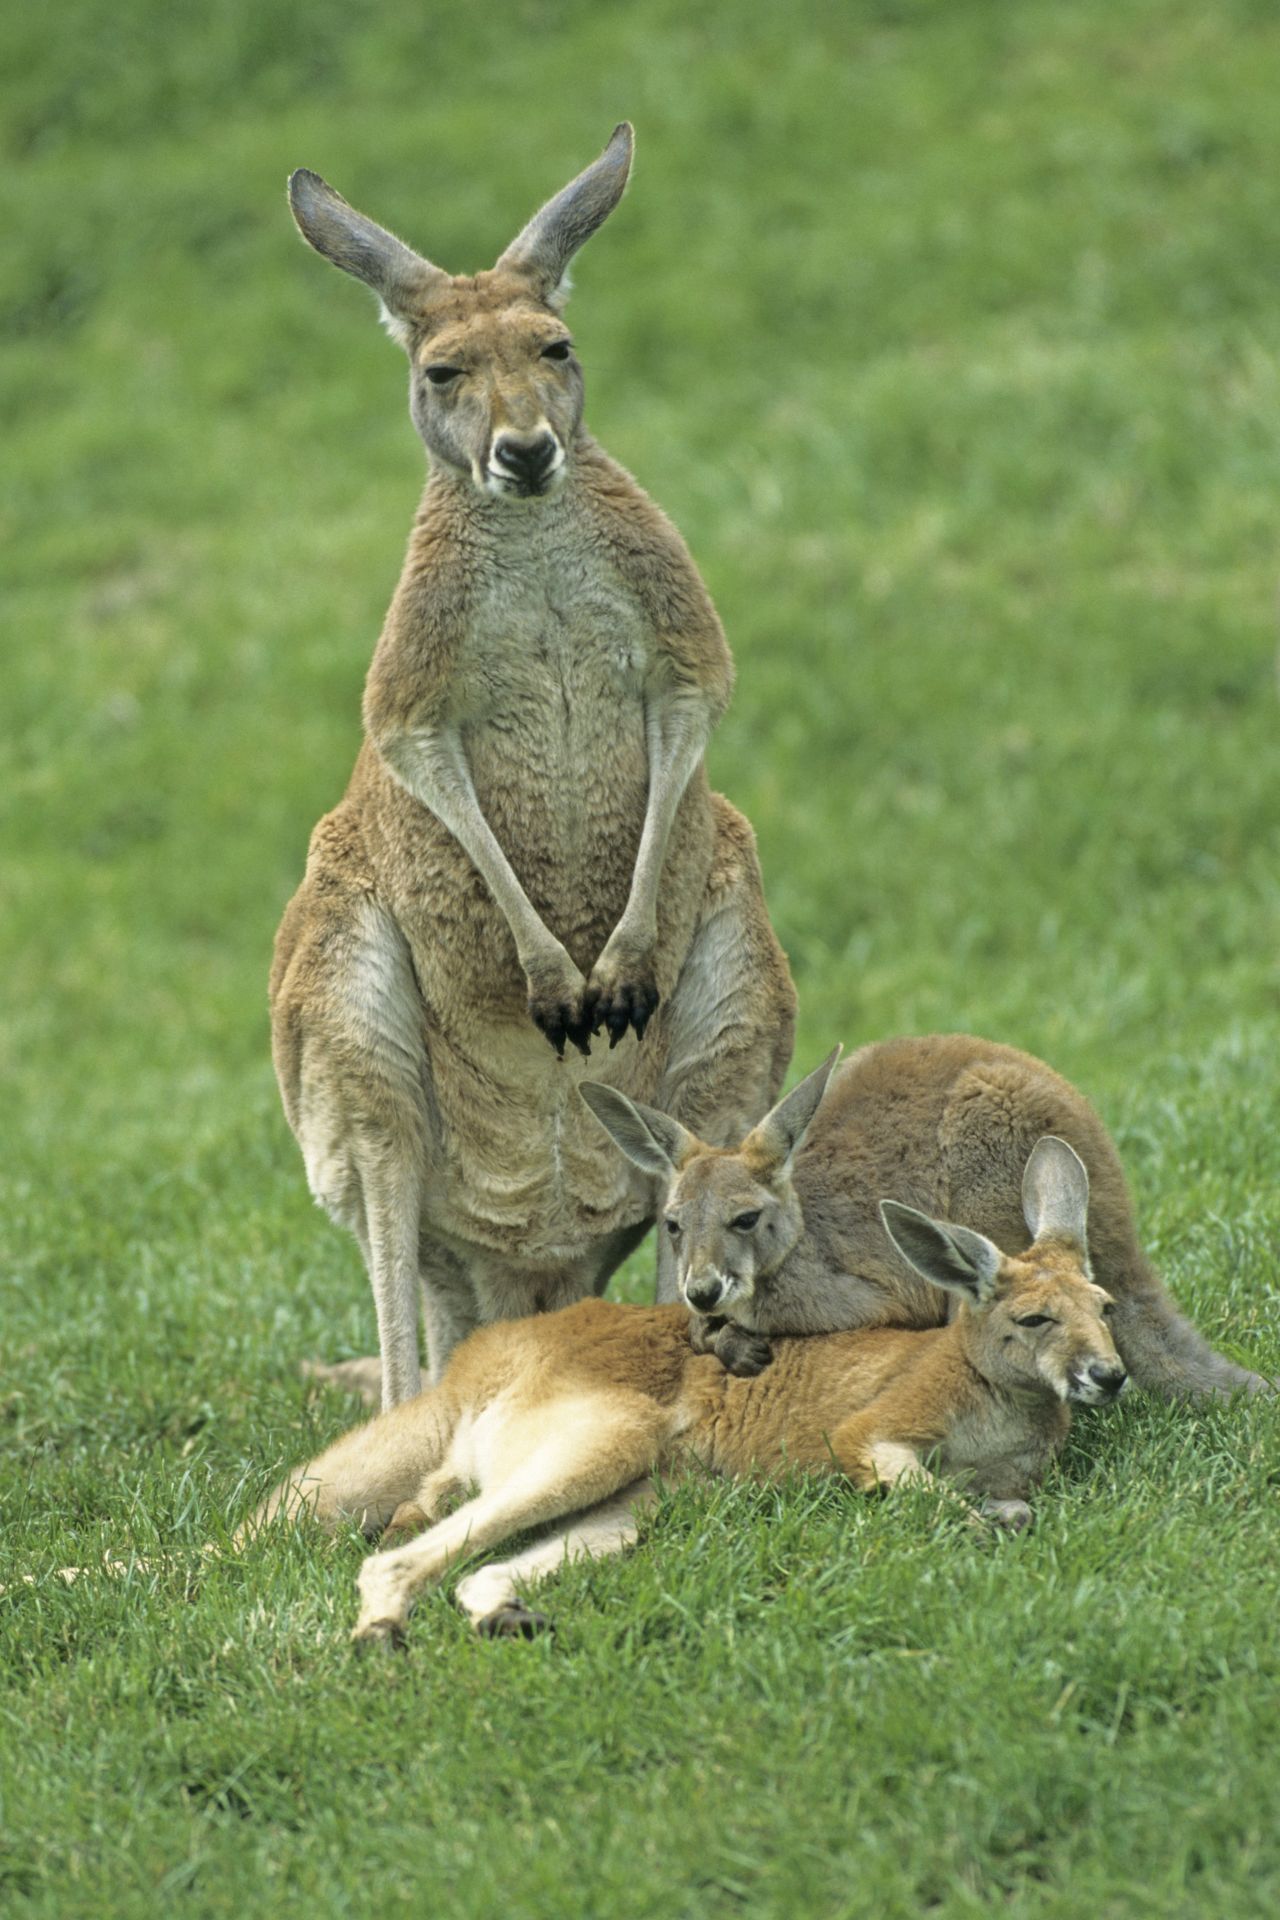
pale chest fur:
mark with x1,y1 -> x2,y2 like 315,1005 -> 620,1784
455,507 -> 653,885
938,1395 -> 1066,1498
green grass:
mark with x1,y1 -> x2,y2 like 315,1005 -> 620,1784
3,0 -> 1279,1913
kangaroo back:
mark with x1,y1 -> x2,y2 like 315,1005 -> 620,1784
585,1033 -> 1271,1399
916,1037 -> 1267,1399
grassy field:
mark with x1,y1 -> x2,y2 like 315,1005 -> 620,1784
3,0 -> 1279,1912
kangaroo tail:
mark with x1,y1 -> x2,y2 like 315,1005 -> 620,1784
1111,1258 -> 1272,1400
0,1544 -> 221,1597
238,1385 -> 457,1544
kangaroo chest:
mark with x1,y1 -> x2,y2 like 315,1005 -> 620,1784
938,1397 -> 1062,1496
458,540 -> 653,833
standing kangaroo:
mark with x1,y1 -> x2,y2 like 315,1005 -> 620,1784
271,126 -> 795,1407
582,1033 -> 1271,1397
247,1135 -> 1127,1644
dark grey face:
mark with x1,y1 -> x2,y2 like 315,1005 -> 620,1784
578,1051 -> 842,1326
663,1158 -> 804,1316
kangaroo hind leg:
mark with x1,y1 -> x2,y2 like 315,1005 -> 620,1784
455,1477 -> 658,1637
277,893 -> 435,1410
352,1393 -> 668,1646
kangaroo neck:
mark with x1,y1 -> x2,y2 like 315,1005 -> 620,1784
743,1231 -> 849,1337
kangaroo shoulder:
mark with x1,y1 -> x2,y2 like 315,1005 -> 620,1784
362,492 -> 495,737
577,442 -> 731,689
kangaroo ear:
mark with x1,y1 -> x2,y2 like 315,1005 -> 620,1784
1022,1136 -> 1091,1249
743,1048 -> 842,1178
879,1200 -> 1003,1304
288,170 -> 445,344
495,123 -> 633,309
579,1082 -> 698,1178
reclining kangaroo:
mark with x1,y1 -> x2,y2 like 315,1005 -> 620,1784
249,1132 -> 1127,1643
271,126 -> 795,1407
583,1031 -> 1270,1398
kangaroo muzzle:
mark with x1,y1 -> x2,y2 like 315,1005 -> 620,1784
488,429 -> 563,496
1068,1359 -> 1129,1404
683,1274 -> 728,1314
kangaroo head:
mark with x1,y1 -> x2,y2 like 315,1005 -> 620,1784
286,125 -> 633,499
879,1136 -> 1128,1406
580,1051 -> 841,1317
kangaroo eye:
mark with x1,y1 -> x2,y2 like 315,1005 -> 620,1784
731,1211 -> 761,1232
423,365 -> 463,387
541,340 -> 572,362
665,1218 -> 681,1238
1100,1301 -> 1116,1317
1015,1313 -> 1054,1329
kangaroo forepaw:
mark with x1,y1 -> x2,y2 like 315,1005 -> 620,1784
583,957 -> 660,1048
977,1498 -> 1033,1533
712,1323 -> 775,1378
526,964 -> 592,1058
380,1503 -> 429,1548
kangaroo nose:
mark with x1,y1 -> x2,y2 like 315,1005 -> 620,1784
1089,1362 -> 1128,1395
685,1281 -> 724,1313
492,432 -> 558,489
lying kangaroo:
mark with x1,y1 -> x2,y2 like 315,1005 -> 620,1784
272,126 -> 794,1407
248,1134 -> 1126,1643
582,1032 -> 1270,1396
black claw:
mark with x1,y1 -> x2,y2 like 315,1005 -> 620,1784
532,1006 -> 568,1057
354,1618 -> 407,1655
478,1605 -> 553,1641
632,997 -> 655,1043
606,1004 -> 630,1048
566,1019 -> 593,1058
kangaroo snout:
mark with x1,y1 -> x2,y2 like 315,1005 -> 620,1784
490,430 -> 562,494
685,1277 -> 726,1313
1070,1359 -> 1129,1404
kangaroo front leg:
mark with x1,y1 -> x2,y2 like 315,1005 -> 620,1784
240,1386 -> 455,1543
862,1442 -> 998,1530
584,688 -> 710,1047
832,1427 -> 985,1528
378,724 -> 593,1057
689,1314 -> 774,1377
864,1441 -> 938,1495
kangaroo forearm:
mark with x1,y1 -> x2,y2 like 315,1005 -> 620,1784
609,688 -> 712,944
375,724 -> 565,968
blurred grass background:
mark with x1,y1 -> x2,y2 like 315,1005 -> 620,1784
2,2 -> 1278,1915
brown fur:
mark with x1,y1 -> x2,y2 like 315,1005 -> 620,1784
248,1220 -> 1125,1643
584,1033 -> 1271,1398
271,127 -> 795,1407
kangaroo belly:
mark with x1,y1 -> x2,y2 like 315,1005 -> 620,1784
424,1012 -> 687,1259
456,563 -> 654,945
464,677 -> 650,957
